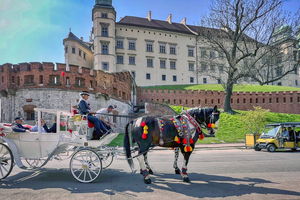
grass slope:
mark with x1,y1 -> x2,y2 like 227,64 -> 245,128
144,84 -> 300,92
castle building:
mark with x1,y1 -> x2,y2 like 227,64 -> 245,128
64,0 -> 300,87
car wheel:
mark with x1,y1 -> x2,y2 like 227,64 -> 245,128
267,144 -> 276,152
254,144 -> 261,151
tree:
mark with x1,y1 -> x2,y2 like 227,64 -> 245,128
200,0 -> 300,114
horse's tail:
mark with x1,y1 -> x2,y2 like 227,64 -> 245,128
124,120 -> 135,172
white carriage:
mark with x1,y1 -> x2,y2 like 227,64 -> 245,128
0,108 -> 121,183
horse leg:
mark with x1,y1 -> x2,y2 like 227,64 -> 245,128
180,148 -> 192,183
173,147 -> 181,174
136,154 -> 152,184
144,153 -> 153,175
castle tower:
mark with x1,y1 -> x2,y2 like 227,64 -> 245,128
92,0 -> 116,72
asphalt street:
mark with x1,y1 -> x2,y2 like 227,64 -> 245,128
1,148 -> 300,200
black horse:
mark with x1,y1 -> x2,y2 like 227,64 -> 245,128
124,106 -> 220,184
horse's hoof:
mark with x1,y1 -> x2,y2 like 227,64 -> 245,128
144,178 -> 152,184
148,169 -> 154,175
175,169 -> 181,174
183,177 -> 190,183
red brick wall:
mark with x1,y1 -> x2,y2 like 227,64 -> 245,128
138,88 -> 300,114
0,62 -> 132,102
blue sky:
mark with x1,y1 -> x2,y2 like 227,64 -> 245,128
0,0 -> 299,64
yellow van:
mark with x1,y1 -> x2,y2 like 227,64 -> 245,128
255,122 -> 300,152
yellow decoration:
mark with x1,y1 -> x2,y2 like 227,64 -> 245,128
174,136 -> 180,142
211,124 -> 216,128
144,130 -> 148,134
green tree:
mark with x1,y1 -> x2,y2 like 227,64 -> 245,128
241,107 -> 269,134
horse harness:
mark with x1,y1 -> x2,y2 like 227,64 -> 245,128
157,112 -> 204,152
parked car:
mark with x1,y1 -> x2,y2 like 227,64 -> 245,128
255,122 -> 300,152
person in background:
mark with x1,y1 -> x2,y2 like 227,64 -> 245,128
77,91 -> 110,137
96,105 -> 116,131
12,117 -> 30,133
30,119 -> 48,133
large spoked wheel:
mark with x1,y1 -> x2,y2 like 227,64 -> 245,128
100,152 -> 114,169
70,149 -> 102,183
0,143 -> 14,180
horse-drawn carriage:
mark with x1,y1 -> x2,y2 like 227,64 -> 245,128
0,108 -> 121,183
0,106 -> 220,184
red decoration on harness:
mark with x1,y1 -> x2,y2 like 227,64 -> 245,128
140,121 -> 146,127
199,134 -> 205,140
190,138 -> 194,144
68,129 -> 73,133
142,134 -> 147,139
182,138 -> 187,144
184,146 -> 193,152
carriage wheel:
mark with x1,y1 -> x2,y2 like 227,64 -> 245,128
70,149 -> 102,183
100,152 -> 114,169
24,158 -> 46,169
0,143 -> 14,180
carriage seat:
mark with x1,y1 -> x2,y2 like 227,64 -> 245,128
71,114 -> 94,140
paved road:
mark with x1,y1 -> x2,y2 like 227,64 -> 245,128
1,148 -> 300,200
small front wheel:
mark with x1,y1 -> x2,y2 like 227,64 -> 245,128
254,144 -> 261,151
70,149 -> 102,183
267,144 -> 276,152
0,143 -> 14,180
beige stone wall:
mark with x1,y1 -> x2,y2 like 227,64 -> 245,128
115,24 -> 197,86
64,40 -> 93,69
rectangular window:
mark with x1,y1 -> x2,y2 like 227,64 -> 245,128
147,58 -> 153,68
160,60 -> 166,69
210,51 -> 216,59
201,49 -> 206,58
219,52 -> 224,59
65,46 -> 68,53
75,77 -> 85,87
117,55 -> 124,64
101,13 -> 108,18
203,78 -> 207,84
173,75 -> 177,82
49,75 -> 60,85
201,63 -> 207,71
129,41 -> 136,50
101,26 -> 109,37
188,48 -> 194,57
39,75 -> 43,84
159,44 -> 166,53
129,56 -> 136,65
24,75 -> 34,85
83,52 -> 86,60
116,40 -> 124,49
295,80 -> 298,86
170,61 -> 176,70
72,47 -> 76,54
190,77 -> 194,83
102,62 -> 109,71
25,111 -> 35,121
146,73 -> 151,80
217,79 -> 221,84
79,49 -> 82,57
276,67 -> 282,76
162,75 -> 166,81
146,43 -> 153,52
293,51 -> 297,61
170,45 -> 176,55
102,43 -> 109,55
210,64 -> 215,71
188,63 -> 195,71
66,77 -> 70,86
218,65 -> 224,72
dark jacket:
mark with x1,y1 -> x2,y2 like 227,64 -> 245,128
78,99 -> 91,115
12,123 -> 30,133
44,123 -> 57,133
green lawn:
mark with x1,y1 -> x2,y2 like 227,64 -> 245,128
143,84 -> 300,92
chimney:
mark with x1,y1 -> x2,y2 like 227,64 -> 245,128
80,37 -> 84,41
180,17 -> 187,25
166,14 -> 172,24
147,11 -> 152,22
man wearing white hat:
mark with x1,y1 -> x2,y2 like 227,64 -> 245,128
78,91 -> 110,137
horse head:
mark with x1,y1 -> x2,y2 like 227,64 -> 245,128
187,105 -> 221,136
